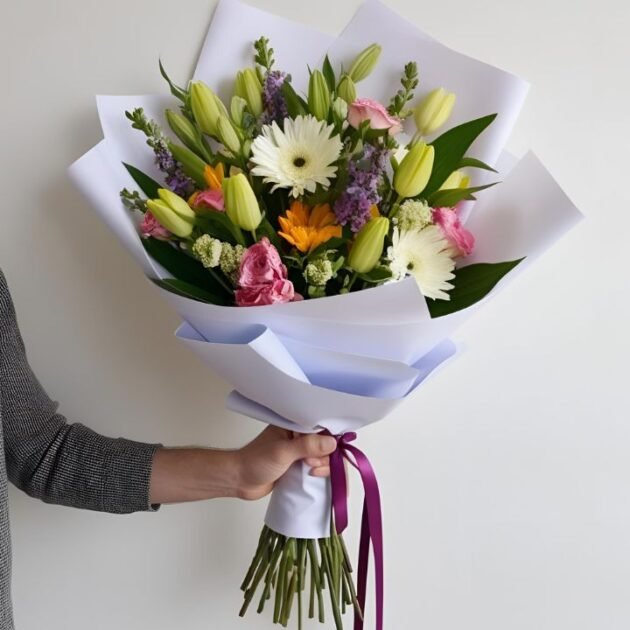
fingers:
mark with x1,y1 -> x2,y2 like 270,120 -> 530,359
287,434 -> 337,462
309,465 -> 331,478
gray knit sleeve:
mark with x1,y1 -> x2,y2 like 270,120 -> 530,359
0,270 -> 160,514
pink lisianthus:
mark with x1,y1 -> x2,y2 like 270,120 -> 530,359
235,237 -> 297,306
140,211 -> 171,241
191,189 -> 225,212
347,98 -> 403,135
432,207 -> 475,257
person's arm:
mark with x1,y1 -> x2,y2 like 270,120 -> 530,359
0,270 -> 336,513
149,427 -> 337,504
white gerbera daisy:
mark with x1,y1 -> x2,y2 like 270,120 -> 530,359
250,115 -> 343,197
387,226 -> 456,300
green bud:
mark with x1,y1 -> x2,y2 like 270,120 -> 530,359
165,109 -> 204,156
347,43 -> 382,83
414,88 -> 456,136
146,188 -> 196,238
394,142 -> 435,198
190,81 -> 228,137
235,69 -> 263,118
230,95 -> 248,126
167,142 -> 207,187
332,97 -> 349,123
216,115 -> 241,155
222,173 -> 262,231
347,217 -> 389,274
336,75 -> 357,103
308,70 -> 331,121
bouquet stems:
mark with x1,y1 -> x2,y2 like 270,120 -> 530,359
240,525 -> 362,629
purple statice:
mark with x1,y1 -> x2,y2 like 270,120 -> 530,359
153,139 -> 194,198
261,70 -> 289,125
334,144 -> 388,232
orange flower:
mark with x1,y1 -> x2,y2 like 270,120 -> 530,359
278,201 -> 342,253
204,163 -> 224,191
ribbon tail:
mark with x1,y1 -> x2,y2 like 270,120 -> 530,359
354,501 -> 370,630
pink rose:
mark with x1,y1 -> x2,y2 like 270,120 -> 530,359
235,279 -> 296,306
191,189 -> 225,212
140,211 -> 171,240
432,207 -> 475,257
347,98 -> 403,135
235,237 -> 296,306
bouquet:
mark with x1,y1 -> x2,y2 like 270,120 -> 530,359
69,1 -> 582,628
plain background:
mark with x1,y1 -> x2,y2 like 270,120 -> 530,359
1,0 -> 629,628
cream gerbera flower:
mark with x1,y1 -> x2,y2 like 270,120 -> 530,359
250,115 -> 343,197
387,226 -> 456,300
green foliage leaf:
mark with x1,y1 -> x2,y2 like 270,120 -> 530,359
159,60 -> 188,103
322,55 -> 336,93
281,81 -> 308,117
358,265 -> 393,283
151,278 -> 224,304
428,182 -> 498,208
308,237 -> 347,260
257,217 -> 282,249
122,163 -> 161,199
196,212 -> 246,246
142,238 -> 229,302
424,114 -> 497,195
428,258 -> 524,318
458,156 -> 498,173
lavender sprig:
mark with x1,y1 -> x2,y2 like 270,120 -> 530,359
334,145 -> 389,232
125,108 -> 194,197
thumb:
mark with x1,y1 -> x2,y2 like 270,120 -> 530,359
284,433 -> 337,464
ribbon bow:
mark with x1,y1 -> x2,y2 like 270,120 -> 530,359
322,430 -> 383,630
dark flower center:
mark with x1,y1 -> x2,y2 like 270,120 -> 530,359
293,156 -> 306,168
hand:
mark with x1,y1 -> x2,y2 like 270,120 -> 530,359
235,426 -> 338,501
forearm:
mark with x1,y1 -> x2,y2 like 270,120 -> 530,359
149,447 -> 242,504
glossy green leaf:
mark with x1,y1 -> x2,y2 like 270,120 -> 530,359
151,278 -> 224,304
428,182 -> 498,207
159,60 -> 188,103
142,237 -> 229,302
458,156 -> 498,173
428,258 -> 524,318
322,55 -> 336,93
424,114 -> 497,195
123,163 -> 161,198
281,81 -> 308,118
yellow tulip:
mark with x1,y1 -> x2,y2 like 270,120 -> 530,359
347,43 -> 382,83
439,170 -> 471,190
414,88 -> 456,136
222,174 -> 262,231
146,189 -> 196,238
235,69 -> 263,118
347,217 -> 389,273
393,142 -> 435,198
190,81 -> 228,137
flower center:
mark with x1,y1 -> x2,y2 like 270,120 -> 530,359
293,156 -> 307,168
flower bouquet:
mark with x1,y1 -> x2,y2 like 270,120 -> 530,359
69,1 -> 582,628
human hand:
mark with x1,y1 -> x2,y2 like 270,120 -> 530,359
234,426 -> 338,501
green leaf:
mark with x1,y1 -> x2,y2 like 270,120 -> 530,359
122,163 -> 161,199
257,217 -> 282,249
196,212 -> 246,246
159,60 -> 188,103
424,114 -> 497,195
308,237 -> 347,260
458,156 -> 498,173
428,182 -> 498,208
322,55 -> 336,93
281,81 -> 307,118
358,265 -> 393,283
151,278 -> 224,304
142,238 -> 230,302
428,258 -> 524,318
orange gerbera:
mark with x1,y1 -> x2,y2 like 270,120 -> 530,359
278,201 -> 342,253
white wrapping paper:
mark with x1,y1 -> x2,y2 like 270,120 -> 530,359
68,0 -> 582,538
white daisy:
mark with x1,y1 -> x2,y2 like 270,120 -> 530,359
387,226 -> 456,300
250,115 -> 343,197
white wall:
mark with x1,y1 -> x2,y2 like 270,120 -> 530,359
0,0 -> 628,628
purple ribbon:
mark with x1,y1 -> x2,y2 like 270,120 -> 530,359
322,430 -> 383,630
